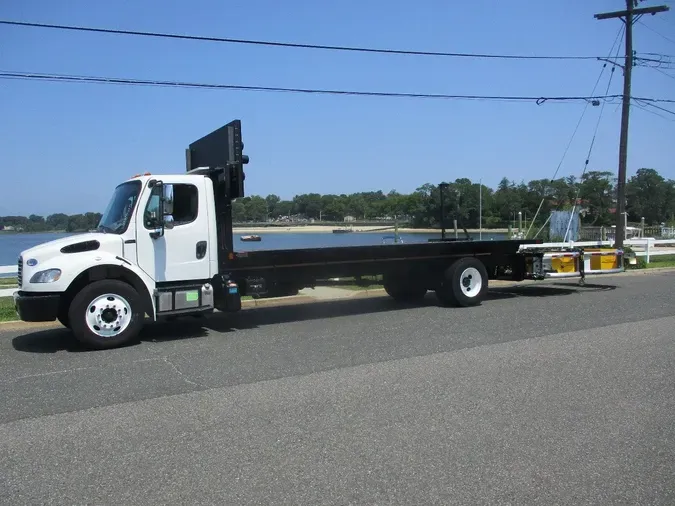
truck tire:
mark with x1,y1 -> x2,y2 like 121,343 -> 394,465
57,313 -> 70,329
68,280 -> 145,349
57,300 -> 70,328
435,257 -> 488,307
383,275 -> 427,302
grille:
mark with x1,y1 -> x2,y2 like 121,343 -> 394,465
17,256 -> 22,288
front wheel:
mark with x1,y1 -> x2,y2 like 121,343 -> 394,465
68,280 -> 145,349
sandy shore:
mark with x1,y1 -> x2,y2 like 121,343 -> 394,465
233,225 -> 509,234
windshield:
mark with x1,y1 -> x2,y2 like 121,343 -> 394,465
97,180 -> 142,234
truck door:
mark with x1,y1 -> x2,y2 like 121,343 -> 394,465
135,179 -> 211,283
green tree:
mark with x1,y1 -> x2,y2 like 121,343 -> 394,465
578,171 -> 614,225
243,196 -> 268,222
46,213 -> 69,230
232,201 -> 246,222
626,168 -> 670,224
265,194 -> 281,216
273,200 -> 294,218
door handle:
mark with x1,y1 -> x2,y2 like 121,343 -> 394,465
196,241 -> 207,259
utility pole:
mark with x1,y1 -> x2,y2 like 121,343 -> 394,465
594,1 -> 669,248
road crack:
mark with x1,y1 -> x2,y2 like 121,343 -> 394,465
162,356 -> 209,389
0,358 -> 160,384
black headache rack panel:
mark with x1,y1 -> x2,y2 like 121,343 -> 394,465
185,119 -> 248,198
185,119 -> 249,265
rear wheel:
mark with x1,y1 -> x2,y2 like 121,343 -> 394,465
383,274 -> 427,303
68,280 -> 145,349
436,257 -> 488,307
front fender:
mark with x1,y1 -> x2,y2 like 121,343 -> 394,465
24,252 -> 157,319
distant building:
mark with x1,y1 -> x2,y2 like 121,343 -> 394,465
344,215 -> 356,222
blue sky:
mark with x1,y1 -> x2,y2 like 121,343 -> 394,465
1,0 -> 674,216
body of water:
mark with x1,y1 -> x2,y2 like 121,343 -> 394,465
0,230 -> 507,271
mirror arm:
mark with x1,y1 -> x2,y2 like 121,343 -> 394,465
149,180 -> 165,239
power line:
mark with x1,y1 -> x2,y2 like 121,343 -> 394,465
652,66 -> 675,80
0,70 -> 646,103
527,25 -> 625,238
3,70 -> 674,104
638,19 -> 675,46
564,37 -> 623,242
633,102 -> 675,121
636,100 -> 675,117
0,19 -> 659,61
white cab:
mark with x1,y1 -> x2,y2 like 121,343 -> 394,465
135,175 -> 212,283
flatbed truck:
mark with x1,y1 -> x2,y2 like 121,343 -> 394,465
13,120 -> 625,349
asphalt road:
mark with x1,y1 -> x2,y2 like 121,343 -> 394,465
1,272 -> 674,504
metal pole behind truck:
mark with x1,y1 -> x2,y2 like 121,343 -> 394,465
479,179 -> 482,240
435,183 -> 471,242
440,183 -> 447,240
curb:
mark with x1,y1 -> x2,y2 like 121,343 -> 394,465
241,295 -> 316,308
0,320 -> 62,331
622,266 -> 675,275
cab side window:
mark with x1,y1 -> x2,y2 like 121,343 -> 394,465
143,183 -> 198,229
172,184 -> 199,225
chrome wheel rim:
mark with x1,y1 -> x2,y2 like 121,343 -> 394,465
85,293 -> 132,337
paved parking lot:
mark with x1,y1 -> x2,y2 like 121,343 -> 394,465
1,272 -> 674,504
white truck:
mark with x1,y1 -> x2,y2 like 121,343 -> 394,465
13,120 -> 625,349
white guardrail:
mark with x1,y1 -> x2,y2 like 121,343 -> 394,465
0,265 -> 19,297
0,238 -> 673,297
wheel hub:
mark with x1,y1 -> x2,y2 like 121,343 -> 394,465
101,308 -> 118,323
459,267 -> 482,297
85,293 -> 132,338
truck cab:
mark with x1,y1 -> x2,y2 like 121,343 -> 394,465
14,120 -> 248,349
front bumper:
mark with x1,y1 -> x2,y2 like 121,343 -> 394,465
13,291 -> 61,322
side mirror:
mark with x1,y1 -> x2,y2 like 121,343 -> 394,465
149,180 -> 175,239
163,214 -> 175,230
163,184 -> 174,217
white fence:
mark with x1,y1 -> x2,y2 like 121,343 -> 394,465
0,265 -> 17,275
0,264 -> 18,297
519,238 -> 675,263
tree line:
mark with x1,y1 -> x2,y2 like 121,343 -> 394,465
0,213 -> 102,233
231,167 -> 674,228
1,168 -> 673,232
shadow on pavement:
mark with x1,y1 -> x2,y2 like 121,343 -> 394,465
11,281 -> 617,353
11,327 -> 83,354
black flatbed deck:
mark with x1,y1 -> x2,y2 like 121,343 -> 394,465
228,239 -> 541,281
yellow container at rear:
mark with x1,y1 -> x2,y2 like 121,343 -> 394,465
551,255 -> 579,273
585,249 -> 622,271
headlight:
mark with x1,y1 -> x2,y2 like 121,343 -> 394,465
29,269 -> 62,283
